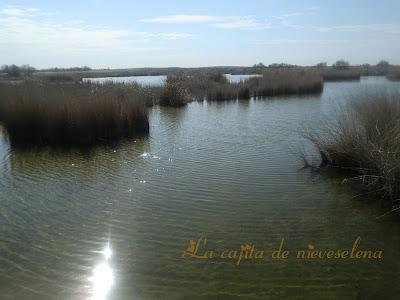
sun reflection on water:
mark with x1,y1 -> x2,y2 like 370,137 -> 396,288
89,244 -> 114,300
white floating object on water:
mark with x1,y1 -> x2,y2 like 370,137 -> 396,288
128,188 -> 132,192
140,180 -> 146,184
140,153 -> 149,157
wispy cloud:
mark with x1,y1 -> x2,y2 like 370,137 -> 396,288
140,14 -> 269,30
255,39 -> 348,45
214,17 -> 270,30
140,14 -> 216,23
318,23 -> 400,34
158,33 -> 193,40
0,6 -> 192,49
305,6 -> 320,13
272,12 -> 304,29
0,5 -> 40,17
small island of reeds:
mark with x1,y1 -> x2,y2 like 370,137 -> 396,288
0,81 -> 151,147
304,92 -> 400,211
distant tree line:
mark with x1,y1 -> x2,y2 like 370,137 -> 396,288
252,62 -> 298,68
253,60 -> 392,70
40,66 -> 92,72
332,60 -> 350,69
1,64 -> 36,77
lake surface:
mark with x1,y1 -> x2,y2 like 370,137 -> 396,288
83,75 -> 167,86
83,74 -> 262,86
1,77 -> 400,299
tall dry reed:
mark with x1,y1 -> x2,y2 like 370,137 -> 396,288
305,92 -> 400,209
0,81 -> 150,147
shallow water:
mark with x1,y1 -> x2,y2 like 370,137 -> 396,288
83,74 -> 262,86
0,77 -> 400,299
83,75 -> 167,86
224,74 -> 263,83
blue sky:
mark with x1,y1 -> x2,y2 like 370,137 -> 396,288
1,0 -> 399,68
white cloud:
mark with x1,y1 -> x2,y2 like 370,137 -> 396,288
0,5 -> 193,68
280,12 -> 303,18
0,7 -> 193,50
317,23 -> 400,34
71,20 -> 85,25
158,33 -> 193,40
214,17 -> 270,30
140,14 -> 216,23
140,14 -> 269,30
255,39 -> 348,45
272,12 -> 304,29
0,6 -> 40,17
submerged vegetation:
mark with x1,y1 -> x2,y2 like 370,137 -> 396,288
0,81 -> 150,147
304,92 -> 400,210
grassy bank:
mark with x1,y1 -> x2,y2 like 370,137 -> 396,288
0,81 -> 150,147
305,92 -> 400,210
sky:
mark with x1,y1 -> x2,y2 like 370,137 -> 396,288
1,0 -> 399,69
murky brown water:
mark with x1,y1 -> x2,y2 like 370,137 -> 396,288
0,77 -> 400,299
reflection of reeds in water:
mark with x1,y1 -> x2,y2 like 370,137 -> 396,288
387,69 -> 400,81
0,81 -> 150,147
167,70 -> 324,102
249,71 -> 323,98
304,92 -> 400,209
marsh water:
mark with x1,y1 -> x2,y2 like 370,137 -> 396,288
83,74 -> 262,85
1,77 -> 400,299
83,75 -> 167,86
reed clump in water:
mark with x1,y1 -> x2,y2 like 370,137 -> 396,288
205,82 -> 239,101
237,84 -> 250,100
167,70 -> 323,102
319,68 -> 361,81
305,92 -> 400,209
250,70 -> 323,98
159,76 -> 188,107
386,68 -> 400,81
0,81 -> 150,147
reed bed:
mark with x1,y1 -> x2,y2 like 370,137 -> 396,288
166,70 -> 323,102
316,68 -> 361,81
159,76 -> 188,107
249,70 -> 323,98
0,81 -> 150,147
386,69 -> 400,81
305,92 -> 400,209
